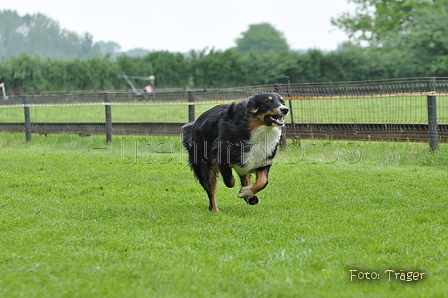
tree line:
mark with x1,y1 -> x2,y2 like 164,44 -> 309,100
0,44 -> 444,93
1,1 -> 448,92
0,9 -> 150,60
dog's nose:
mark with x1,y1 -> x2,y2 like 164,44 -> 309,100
280,106 -> 289,115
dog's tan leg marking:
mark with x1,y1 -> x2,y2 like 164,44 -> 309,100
252,169 -> 268,194
208,164 -> 219,212
240,174 -> 250,187
238,169 -> 268,198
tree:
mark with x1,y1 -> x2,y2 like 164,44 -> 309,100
124,48 -> 150,57
0,10 -> 100,59
235,23 -> 289,54
0,10 -> 27,58
80,33 -> 93,56
331,0 -> 448,47
383,8 -> 448,76
88,41 -> 122,59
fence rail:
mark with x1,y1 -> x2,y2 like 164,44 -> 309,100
1,77 -> 448,148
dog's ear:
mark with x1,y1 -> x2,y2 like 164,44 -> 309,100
246,94 -> 260,114
227,102 -> 236,118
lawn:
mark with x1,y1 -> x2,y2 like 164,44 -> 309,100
0,132 -> 447,297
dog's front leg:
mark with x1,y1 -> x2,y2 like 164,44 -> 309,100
238,166 -> 270,205
219,164 -> 235,188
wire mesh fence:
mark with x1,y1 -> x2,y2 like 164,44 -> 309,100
1,77 -> 448,142
277,77 -> 448,124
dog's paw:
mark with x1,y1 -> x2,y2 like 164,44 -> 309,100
237,185 -> 254,198
244,196 -> 259,205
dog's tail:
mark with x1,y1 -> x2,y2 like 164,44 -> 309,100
181,122 -> 194,149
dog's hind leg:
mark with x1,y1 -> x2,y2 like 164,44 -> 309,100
196,163 -> 219,212
206,164 -> 220,212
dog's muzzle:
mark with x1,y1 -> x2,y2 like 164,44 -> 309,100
269,106 -> 289,126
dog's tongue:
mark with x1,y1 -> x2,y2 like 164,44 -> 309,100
269,115 -> 285,126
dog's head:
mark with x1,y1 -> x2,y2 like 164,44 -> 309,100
247,93 -> 289,127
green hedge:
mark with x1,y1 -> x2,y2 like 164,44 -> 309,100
0,46 -> 435,92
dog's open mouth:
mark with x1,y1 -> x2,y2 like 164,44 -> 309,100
269,115 -> 285,126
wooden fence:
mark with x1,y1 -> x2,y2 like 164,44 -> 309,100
1,77 -> 448,149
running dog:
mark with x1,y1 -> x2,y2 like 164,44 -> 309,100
182,93 -> 289,212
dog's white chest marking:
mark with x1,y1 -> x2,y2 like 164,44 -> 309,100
233,126 -> 281,175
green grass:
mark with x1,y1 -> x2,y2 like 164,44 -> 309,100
2,95 -> 448,123
1,132 -> 448,297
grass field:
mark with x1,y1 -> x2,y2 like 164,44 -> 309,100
1,94 -> 448,124
1,132 -> 448,297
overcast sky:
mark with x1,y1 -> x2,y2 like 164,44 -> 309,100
5,0 -> 356,53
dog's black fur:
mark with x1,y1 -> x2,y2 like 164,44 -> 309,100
182,93 -> 289,212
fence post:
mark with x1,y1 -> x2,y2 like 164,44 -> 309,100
285,76 -> 295,125
274,82 -> 292,115
426,77 -> 438,152
188,91 -> 195,123
274,83 -> 287,146
24,95 -> 32,142
105,92 -> 112,143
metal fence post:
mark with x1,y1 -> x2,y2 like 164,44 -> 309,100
274,82 -> 293,117
188,91 -> 195,123
426,77 -> 438,152
24,95 -> 32,142
274,83 -> 287,146
285,76 -> 295,124
105,92 -> 112,143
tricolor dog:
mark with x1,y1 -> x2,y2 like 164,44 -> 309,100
182,93 -> 289,212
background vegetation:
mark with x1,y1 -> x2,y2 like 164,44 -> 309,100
1,1 -> 448,92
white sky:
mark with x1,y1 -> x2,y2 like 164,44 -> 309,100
4,0 -> 356,53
